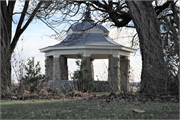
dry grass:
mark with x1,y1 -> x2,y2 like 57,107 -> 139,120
1,98 -> 179,119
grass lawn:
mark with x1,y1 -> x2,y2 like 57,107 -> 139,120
1,99 -> 179,119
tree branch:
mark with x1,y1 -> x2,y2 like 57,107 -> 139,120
11,1 -> 43,54
20,1 -> 43,33
92,1 -> 132,27
8,1 -> 16,16
1,1 -> 7,21
155,1 -> 173,16
11,0 -> 29,54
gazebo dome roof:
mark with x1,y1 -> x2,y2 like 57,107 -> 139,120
54,33 -> 122,46
40,4 -> 136,59
54,11 -> 120,47
70,21 -> 109,33
70,5 -> 109,33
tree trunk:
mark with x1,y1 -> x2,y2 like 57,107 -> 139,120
1,1 -> 13,98
1,24 -> 12,97
1,41 -> 12,97
126,1 -> 167,94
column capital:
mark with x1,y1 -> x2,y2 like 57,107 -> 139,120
53,54 -> 60,58
45,56 -> 49,59
112,54 -> 119,58
120,55 -> 130,59
83,54 -> 91,57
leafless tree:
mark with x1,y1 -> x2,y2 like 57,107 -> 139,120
158,0 -> 179,94
0,0 -> 69,98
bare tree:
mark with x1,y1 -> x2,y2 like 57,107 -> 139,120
0,0 -> 67,98
158,0 -> 179,94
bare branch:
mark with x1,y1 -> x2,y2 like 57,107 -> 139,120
11,0 -> 29,54
11,1 -> 44,54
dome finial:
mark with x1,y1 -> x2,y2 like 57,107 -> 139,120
83,2 -> 94,22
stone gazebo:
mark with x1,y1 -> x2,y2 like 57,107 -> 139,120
40,11 -> 136,92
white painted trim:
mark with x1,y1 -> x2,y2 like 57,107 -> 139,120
43,49 -> 130,59
121,47 -> 136,52
118,51 -> 130,57
40,45 -> 136,53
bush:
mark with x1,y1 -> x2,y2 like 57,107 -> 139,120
58,92 -> 66,98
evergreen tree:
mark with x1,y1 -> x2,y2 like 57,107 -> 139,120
23,57 -> 45,92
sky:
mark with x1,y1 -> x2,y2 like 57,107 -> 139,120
11,1 -> 142,83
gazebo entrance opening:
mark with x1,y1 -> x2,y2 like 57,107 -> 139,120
93,59 -> 108,81
68,58 -> 81,80
67,58 -> 109,81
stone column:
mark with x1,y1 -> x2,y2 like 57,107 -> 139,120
59,55 -> 68,80
45,56 -> 49,79
108,55 -> 120,92
45,56 -> 53,80
90,59 -> 94,80
53,56 -> 61,81
120,56 -> 130,93
81,57 -> 93,80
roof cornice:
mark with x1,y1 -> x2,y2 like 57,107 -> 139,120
39,45 -> 137,53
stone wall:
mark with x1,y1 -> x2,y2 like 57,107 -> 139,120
92,81 -> 110,92
47,80 -> 72,93
47,80 -> 111,93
